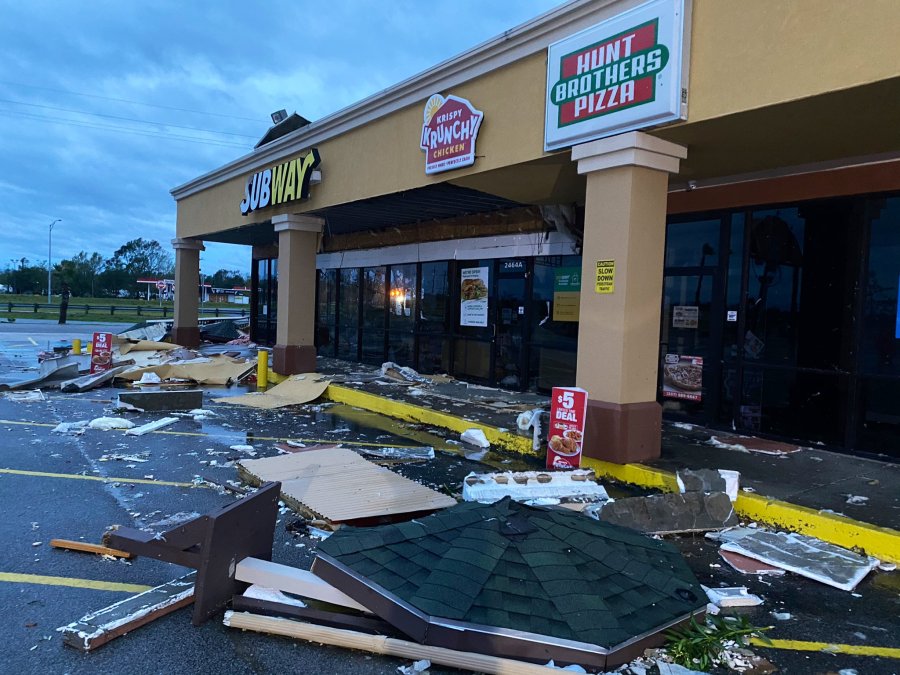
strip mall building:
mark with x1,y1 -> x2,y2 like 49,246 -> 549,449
170,0 -> 900,463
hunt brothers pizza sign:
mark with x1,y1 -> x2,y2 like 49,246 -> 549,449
420,94 -> 483,175
544,0 -> 689,151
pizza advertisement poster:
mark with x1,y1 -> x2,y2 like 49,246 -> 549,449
662,353 -> 702,401
547,386 -> 588,469
460,266 -> 489,327
90,332 -> 114,374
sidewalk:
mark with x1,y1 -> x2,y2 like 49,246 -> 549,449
308,357 -> 900,564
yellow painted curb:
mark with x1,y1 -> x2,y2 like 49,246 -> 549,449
323,384 -> 535,454
0,572 -> 151,593
316,386 -> 900,565
751,637 -> 900,659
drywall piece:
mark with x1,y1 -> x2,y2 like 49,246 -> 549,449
235,558 -> 370,613
125,416 -> 179,436
223,611 -> 576,675
60,573 -> 195,651
242,584 -> 307,608
238,448 -> 456,524
676,469 -> 740,502
701,585 -> 763,608
718,550 -> 785,576
219,374 -> 329,409
719,530 -> 879,591
88,417 -> 136,431
117,389 -> 204,412
460,428 -> 490,448
59,365 -> 131,393
462,470 -> 610,504
598,492 -> 738,535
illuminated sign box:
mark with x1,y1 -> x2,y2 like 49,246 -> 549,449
544,0 -> 690,151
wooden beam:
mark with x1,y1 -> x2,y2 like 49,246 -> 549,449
50,539 -> 133,559
224,611 -> 569,675
232,595 -> 395,635
60,573 -> 195,651
235,558 -> 371,614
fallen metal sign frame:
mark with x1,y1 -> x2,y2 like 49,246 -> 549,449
104,481 -> 281,625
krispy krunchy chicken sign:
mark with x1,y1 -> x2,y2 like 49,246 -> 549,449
420,94 -> 483,175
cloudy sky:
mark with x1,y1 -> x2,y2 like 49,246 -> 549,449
0,0 -> 563,278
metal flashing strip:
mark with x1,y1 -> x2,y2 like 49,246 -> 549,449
316,231 -> 578,269
170,0 -> 646,200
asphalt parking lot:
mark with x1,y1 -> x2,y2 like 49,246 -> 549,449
1,321 -> 899,674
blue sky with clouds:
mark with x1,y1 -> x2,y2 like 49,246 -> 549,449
0,0 -> 562,278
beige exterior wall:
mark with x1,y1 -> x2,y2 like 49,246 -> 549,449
175,0 -> 900,239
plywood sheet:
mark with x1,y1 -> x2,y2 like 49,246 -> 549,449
119,354 -> 254,385
219,374 -> 329,409
238,448 -> 456,522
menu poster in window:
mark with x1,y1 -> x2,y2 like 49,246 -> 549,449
662,353 -> 703,401
460,266 -> 489,327
547,386 -> 588,469
553,267 -> 581,322
90,332 -> 113,374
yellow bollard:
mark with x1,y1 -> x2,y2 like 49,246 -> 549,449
71,338 -> 82,355
86,341 -> 93,354
257,350 -> 268,389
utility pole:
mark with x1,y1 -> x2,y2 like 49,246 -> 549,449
47,218 -> 61,303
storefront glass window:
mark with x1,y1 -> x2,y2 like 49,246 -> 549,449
316,269 -> 337,355
665,218 -> 720,268
419,261 -> 449,333
337,268 -> 359,360
387,264 -> 416,366
361,266 -> 386,364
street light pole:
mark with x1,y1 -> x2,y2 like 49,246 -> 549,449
47,218 -> 61,304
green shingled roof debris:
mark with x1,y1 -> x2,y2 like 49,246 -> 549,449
312,497 -> 706,670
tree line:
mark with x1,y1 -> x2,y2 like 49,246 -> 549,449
1,238 -> 248,298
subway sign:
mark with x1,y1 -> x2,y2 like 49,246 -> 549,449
240,149 -> 321,216
544,0 -> 689,151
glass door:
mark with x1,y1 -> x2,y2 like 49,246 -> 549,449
494,259 -> 529,389
251,258 -> 277,346
453,260 -> 494,384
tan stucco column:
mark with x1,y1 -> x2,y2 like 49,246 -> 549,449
171,238 -> 205,347
272,214 -> 323,374
572,132 -> 687,463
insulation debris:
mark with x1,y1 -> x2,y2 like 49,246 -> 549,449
719,530 -> 879,591
462,469 -> 610,505
237,448 -> 456,525
3,389 -> 45,402
362,447 -> 435,461
88,417 -> 136,431
52,421 -> 89,435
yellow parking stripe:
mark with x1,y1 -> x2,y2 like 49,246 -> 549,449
752,637 -> 900,659
0,467 -> 200,488
0,572 -> 151,593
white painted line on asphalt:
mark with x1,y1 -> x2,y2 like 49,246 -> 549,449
27,337 -> 37,345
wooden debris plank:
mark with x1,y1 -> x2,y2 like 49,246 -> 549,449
50,538 -> 133,559
60,573 -> 195,651
232,594 -> 394,635
224,611 -> 568,675
235,558 -> 371,613
238,448 -> 456,522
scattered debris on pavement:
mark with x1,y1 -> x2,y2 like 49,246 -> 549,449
460,428 -> 490,448
462,469 -> 610,506
219,373 -> 330,409
49,538 -> 133,559
676,468 -> 740,502
3,389 -> 45,402
88,416 -> 136,431
60,573 -> 196,651
238,448 -> 456,526
310,497 -> 707,671
718,529 -> 880,591
117,389 -> 204,411
125,416 -> 179,436
701,585 -> 764,608
598,492 -> 738,534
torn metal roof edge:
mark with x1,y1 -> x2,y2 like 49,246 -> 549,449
312,551 -> 705,670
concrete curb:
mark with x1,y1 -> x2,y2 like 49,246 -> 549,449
322,383 -> 900,565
